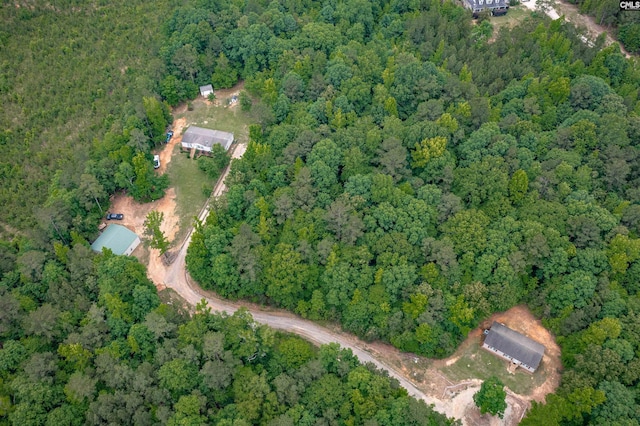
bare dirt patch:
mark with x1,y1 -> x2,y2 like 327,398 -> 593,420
377,305 -> 561,425
523,0 -> 632,57
554,1 -> 623,50
155,117 -> 186,175
211,81 -> 244,108
107,186 -> 179,279
108,188 -> 178,241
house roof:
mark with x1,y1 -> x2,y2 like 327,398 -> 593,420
466,0 -> 508,8
200,84 -> 213,93
182,126 -> 233,150
91,224 -> 139,255
484,322 -> 545,369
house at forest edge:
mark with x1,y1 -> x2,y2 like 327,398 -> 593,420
464,0 -> 509,16
181,126 -> 234,154
481,322 -> 545,373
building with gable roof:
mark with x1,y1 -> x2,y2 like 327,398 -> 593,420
181,126 -> 234,153
482,322 -> 545,373
91,224 -> 140,256
465,0 -> 510,16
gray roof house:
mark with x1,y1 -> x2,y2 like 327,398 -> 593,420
465,0 -> 509,15
181,126 -> 234,153
200,84 -> 214,97
91,224 -> 141,256
482,322 -> 545,373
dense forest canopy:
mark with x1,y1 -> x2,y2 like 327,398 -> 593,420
0,248 -> 451,425
0,0 -> 173,236
168,0 -> 640,423
0,0 -> 451,425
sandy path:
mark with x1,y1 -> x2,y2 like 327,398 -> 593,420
108,97 -> 559,424
156,117 -> 186,175
522,0 -> 631,57
142,141 -> 559,425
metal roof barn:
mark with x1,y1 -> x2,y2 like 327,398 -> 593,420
91,224 -> 141,256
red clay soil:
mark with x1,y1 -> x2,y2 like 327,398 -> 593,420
105,117 -> 183,282
478,305 -> 562,402
384,305 -> 562,425
156,117 -> 186,175
555,1 -> 627,50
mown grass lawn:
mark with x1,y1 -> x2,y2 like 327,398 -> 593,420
490,5 -> 531,33
165,145 -> 214,246
168,98 -> 253,245
176,99 -> 250,144
441,334 -> 548,395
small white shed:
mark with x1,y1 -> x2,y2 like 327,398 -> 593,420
200,84 -> 214,97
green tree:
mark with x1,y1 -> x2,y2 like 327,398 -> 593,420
77,174 -> 106,213
168,393 -> 207,426
411,136 -> 447,168
158,358 -> 200,399
264,243 -> 309,310
273,94 -> 291,123
131,152 -> 168,202
239,90 -> 252,111
143,97 -> 169,144
143,210 -> 170,255
508,169 -> 529,204
473,376 -> 507,418
211,53 -> 238,89
471,21 -> 493,46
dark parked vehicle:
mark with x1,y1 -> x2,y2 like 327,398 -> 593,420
106,213 -> 124,220
166,131 -> 174,143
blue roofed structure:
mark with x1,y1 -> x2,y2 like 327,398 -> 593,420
91,224 -> 141,256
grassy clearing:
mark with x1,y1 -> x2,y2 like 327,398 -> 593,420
490,5 -> 531,32
165,145 -> 215,245
440,335 -> 547,395
176,100 -> 251,144
168,98 -> 253,245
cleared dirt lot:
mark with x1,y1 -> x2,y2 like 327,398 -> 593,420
390,305 -> 562,425
156,117 -> 186,175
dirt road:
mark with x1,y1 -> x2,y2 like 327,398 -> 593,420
156,142 -> 455,416
521,0 -> 631,56
156,117 -> 186,175
150,141 -> 558,425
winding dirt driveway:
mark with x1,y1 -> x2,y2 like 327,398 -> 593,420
154,142 -> 453,417
152,140 -> 559,425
